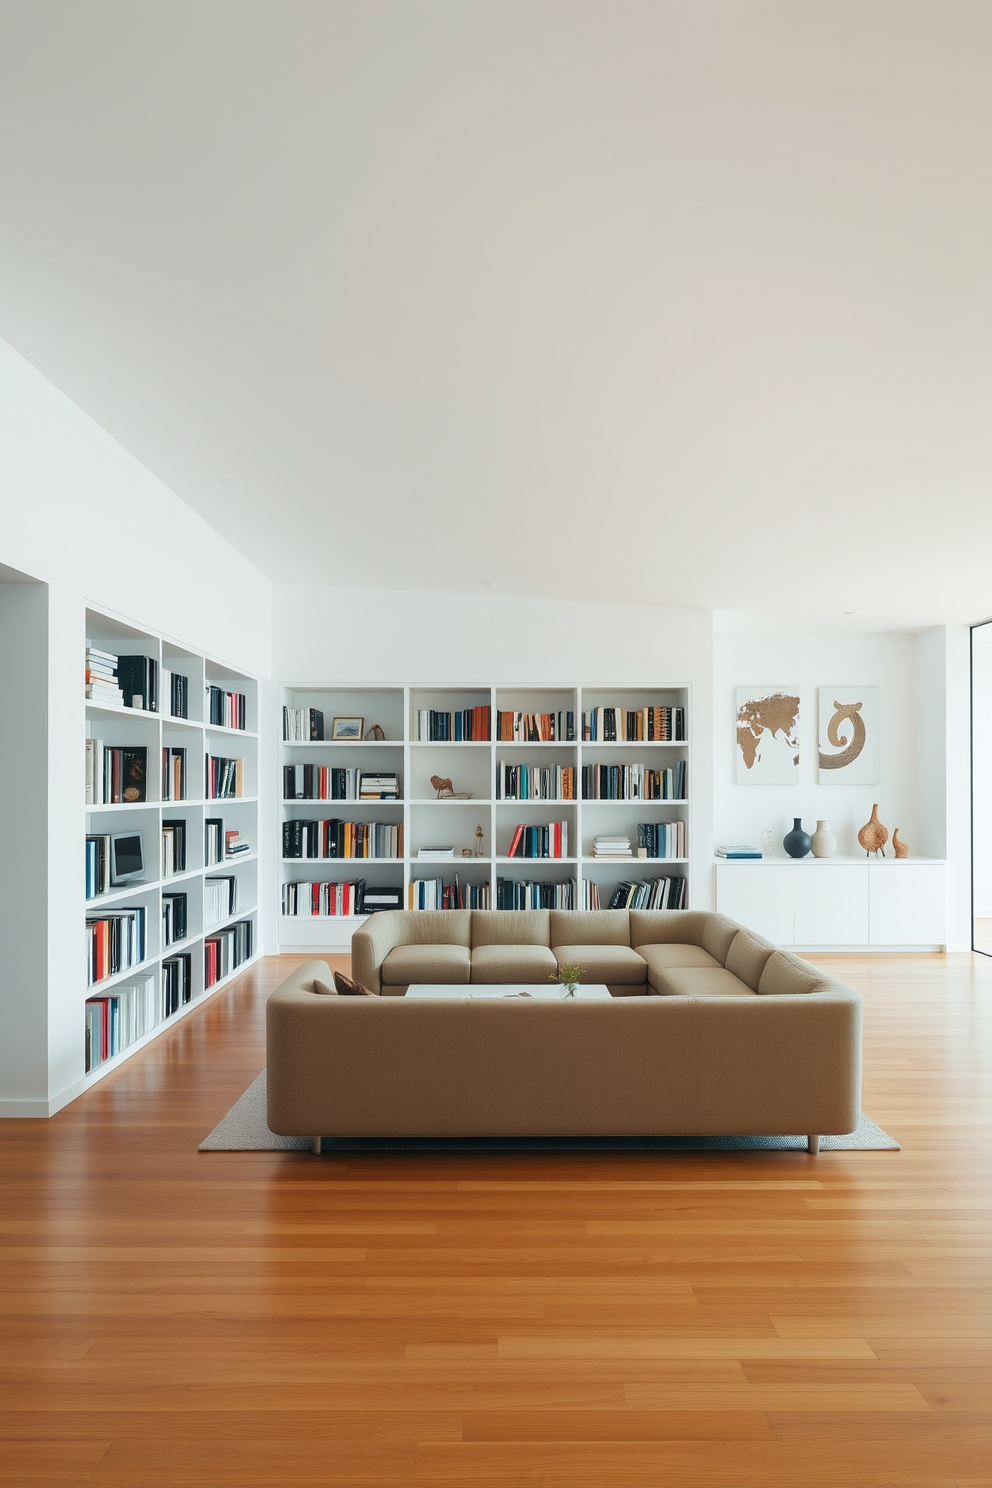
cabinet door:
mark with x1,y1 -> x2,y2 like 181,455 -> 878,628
793,866 -> 868,946
868,865 -> 946,946
715,864 -> 794,944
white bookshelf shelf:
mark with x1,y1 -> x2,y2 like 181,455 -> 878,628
278,684 -> 690,947
83,606 -> 259,1082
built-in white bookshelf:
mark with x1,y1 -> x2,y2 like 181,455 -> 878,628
84,606 -> 260,1084
278,684 -> 690,951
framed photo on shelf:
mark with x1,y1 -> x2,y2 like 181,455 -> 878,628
331,716 -> 364,741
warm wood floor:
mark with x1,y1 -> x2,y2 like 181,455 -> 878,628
2,953 -> 992,1487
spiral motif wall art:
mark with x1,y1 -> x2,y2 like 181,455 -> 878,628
818,687 -> 879,784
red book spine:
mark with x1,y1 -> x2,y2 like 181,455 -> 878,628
507,824 -> 524,858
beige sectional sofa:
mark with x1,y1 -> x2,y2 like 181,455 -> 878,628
266,909 -> 863,1152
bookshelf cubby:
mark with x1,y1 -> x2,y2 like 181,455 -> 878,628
279,684 -> 690,950
84,606 -> 259,1084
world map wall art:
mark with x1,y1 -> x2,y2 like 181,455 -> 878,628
817,686 -> 879,785
735,687 -> 801,784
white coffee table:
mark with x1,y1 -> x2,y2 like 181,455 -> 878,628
404,983 -> 612,1000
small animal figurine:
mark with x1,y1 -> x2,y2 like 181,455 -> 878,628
892,828 -> 909,859
858,804 -> 890,857
431,775 -> 454,799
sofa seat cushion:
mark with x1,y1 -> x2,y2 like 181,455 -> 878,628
651,967 -> 756,998
635,944 -> 722,984
553,944 -> 647,985
382,943 -> 471,986
471,944 -> 558,983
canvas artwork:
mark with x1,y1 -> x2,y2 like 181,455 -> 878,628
735,687 -> 801,784
818,687 -> 879,784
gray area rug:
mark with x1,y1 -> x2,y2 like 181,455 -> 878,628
199,1072 -> 900,1152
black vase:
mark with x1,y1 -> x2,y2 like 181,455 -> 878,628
783,817 -> 811,858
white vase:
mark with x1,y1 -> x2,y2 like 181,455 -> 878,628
810,819 -> 836,858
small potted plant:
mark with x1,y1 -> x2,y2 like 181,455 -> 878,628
550,962 -> 585,999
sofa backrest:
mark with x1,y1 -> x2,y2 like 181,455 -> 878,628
726,927 -> 777,989
367,909 -> 472,946
472,909 -> 551,947
629,909 -> 740,963
758,950 -> 831,996
549,909 -> 632,947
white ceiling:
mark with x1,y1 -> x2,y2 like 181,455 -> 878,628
2,2 -> 991,628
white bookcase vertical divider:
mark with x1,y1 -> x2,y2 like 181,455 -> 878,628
84,606 -> 260,1086
278,684 -> 690,953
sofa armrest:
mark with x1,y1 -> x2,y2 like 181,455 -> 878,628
352,911 -> 409,995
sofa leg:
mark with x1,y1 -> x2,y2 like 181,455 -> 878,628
311,1136 -> 322,1156
808,1134 -> 820,1155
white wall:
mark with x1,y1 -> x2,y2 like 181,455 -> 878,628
0,340 -> 272,1113
271,583 -> 714,910
916,624 -> 971,951
0,339 -> 271,672
972,635 -> 992,917
713,627 -> 919,859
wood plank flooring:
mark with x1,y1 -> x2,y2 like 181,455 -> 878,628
1,950 -> 991,1486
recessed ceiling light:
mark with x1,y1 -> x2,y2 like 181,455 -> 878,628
479,580 -> 496,587
843,610 -> 856,615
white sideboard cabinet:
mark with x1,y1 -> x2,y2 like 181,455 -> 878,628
714,858 -> 946,950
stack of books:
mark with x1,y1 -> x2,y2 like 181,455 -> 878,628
591,835 -> 632,858
225,830 -> 251,858
417,845 -> 455,860
360,772 -> 399,799
85,646 -> 124,707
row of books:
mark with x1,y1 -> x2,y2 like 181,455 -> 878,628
207,685 -> 247,730
86,907 -> 147,986
415,706 -> 491,741
162,747 -> 187,802
162,668 -> 189,719
497,763 -> 575,800
84,643 -> 192,720
583,706 -> 685,742
163,952 -> 193,1016
85,835 -> 112,898
496,710 -> 575,742
206,754 -> 244,798
162,821 -> 187,876
204,818 -> 225,867
84,973 -> 158,1072
637,820 -> 687,859
282,706 -> 324,741
409,876 -> 491,910
506,822 -> 569,859
204,875 -> 237,926
281,880 -> 394,917
282,765 -> 399,800
162,891 -> 188,945
85,741 -> 147,804
495,877 -> 576,910
204,919 -> 253,987
281,819 -> 403,860
608,875 -> 688,910
581,761 -> 686,800
85,646 -> 125,708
